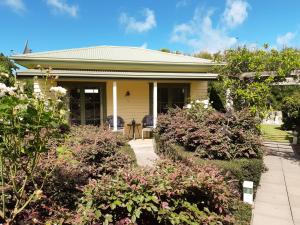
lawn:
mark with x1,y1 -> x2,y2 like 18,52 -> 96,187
260,124 -> 293,143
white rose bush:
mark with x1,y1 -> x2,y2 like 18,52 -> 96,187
0,78 -> 68,223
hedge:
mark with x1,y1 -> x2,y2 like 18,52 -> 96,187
155,137 -> 264,195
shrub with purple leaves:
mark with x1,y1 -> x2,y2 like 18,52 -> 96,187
15,126 -> 136,224
76,160 -> 238,225
156,107 -> 263,160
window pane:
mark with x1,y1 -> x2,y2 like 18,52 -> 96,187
69,88 -> 81,125
85,89 -> 101,125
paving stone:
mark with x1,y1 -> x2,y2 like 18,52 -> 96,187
252,213 -> 294,225
129,139 -> 159,167
252,142 -> 300,225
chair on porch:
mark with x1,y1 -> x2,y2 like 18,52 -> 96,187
141,115 -> 154,139
106,115 -> 125,134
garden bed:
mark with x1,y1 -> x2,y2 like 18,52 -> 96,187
155,140 -> 264,195
154,105 -> 266,225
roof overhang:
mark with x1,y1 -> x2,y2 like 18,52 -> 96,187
16,69 -> 219,80
11,56 -> 222,73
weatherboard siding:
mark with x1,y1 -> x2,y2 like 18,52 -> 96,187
17,78 -> 208,128
106,80 -> 208,125
190,81 -> 208,100
106,80 -> 150,126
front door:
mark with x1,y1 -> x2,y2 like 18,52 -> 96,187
62,83 -> 106,125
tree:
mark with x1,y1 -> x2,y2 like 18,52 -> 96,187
159,48 -> 171,53
194,51 -> 214,60
0,53 -> 18,86
281,92 -> 300,131
215,46 -> 300,118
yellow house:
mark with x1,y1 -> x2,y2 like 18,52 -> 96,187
11,46 -> 219,135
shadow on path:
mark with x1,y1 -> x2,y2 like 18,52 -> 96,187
252,142 -> 300,225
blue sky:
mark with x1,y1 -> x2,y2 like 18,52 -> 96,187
0,0 -> 300,56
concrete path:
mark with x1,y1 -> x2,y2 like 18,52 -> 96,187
252,142 -> 300,225
128,139 -> 159,167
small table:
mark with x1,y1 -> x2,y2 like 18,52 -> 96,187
127,123 -> 141,140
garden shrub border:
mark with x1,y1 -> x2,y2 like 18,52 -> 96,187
155,136 -> 264,195
155,135 -> 264,225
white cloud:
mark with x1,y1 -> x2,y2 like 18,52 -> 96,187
140,42 -> 148,49
119,8 -> 156,33
176,0 -> 189,8
223,0 -> 249,28
276,32 -> 297,47
170,8 -> 238,53
46,0 -> 78,17
1,0 -> 25,13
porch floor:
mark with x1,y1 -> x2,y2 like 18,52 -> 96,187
128,139 -> 159,167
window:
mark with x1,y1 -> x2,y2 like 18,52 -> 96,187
150,83 -> 190,114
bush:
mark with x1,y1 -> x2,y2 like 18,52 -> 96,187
76,160 -> 239,225
281,92 -> 300,131
16,126 -> 136,224
156,105 -> 263,160
155,142 -> 264,195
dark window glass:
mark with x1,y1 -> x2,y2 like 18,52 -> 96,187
156,85 -> 189,114
69,88 -> 81,125
85,89 -> 101,125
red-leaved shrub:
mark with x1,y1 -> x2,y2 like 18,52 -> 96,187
156,107 -> 263,160
15,126 -> 135,224
76,160 -> 238,225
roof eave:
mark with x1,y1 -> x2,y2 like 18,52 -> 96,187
16,69 -> 219,80
10,56 -> 223,66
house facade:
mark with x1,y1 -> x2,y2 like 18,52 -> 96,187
11,46 -> 219,133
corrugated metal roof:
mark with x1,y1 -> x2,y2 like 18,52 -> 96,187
12,46 -> 214,64
17,69 -> 218,80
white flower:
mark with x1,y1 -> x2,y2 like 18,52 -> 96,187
33,92 -> 45,99
15,104 -> 28,111
0,83 -> 7,90
0,83 -> 16,97
195,100 -> 201,103
184,104 -> 192,109
201,99 -> 209,109
50,86 -> 67,97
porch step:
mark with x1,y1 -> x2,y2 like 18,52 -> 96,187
129,139 -> 159,167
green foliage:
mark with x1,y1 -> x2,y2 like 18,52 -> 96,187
269,85 -> 299,110
208,81 -> 226,112
215,46 -> 300,118
194,51 -> 214,60
0,53 -> 18,86
232,201 -> 252,225
160,48 -> 171,53
76,160 -> 238,225
281,92 -> 300,130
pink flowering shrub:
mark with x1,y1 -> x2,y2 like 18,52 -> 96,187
156,107 -> 263,160
76,160 -> 238,225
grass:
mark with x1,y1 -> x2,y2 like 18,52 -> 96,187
260,124 -> 293,143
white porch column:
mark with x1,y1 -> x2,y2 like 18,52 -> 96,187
113,81 -> 117,131
153,82 -> 158,128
